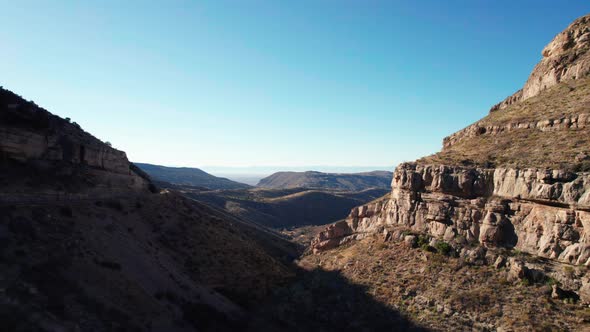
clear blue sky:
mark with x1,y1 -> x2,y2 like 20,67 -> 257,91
2,1 -> 588,170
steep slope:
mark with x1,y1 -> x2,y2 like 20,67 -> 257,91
178,186 -> 388,229
303,235 -> 590,331
0,87 -> 297,331
135,163 -> 251,190
311,13 -> 590,313
257,170 -> 393,191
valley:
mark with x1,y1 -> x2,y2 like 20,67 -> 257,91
2,8 -> 590,332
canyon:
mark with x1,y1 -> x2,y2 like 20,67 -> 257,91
3,10 -> 590,332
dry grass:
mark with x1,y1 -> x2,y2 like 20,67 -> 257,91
483,78 -> 590,126
421,127 -> 590,170
420,78 -> 590,169
301,236 -> 590,331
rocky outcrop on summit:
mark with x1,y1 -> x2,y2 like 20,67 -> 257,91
492,14 -> 590,111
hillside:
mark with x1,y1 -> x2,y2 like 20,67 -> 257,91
257,170 -> 393,191
420,77 -> 590,170
0,87 -> 298,331
419,14 -> 590,170
135,163 -> 251,190
169,185 -> 389,229
309,13 -> 590,331
304,235 -> 590,331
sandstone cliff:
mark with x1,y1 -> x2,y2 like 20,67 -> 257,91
312,13 -> 590,303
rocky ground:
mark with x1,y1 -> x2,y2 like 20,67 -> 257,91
0,190 -> 298,331
302,234 -> 590,331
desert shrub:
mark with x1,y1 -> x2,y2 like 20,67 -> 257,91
401,230 -> 412,237
564,266 -> 575,278
416,234 -> 434,252
434,241 -> 452,256
545,277 -> 559,286
568,161 -> 590,172
417,235 -> 429,248
375,242 -> 388,250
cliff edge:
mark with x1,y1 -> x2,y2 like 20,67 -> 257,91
311,13 -> 590,304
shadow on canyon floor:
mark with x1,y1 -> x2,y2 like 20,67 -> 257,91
247,266 -> 431,332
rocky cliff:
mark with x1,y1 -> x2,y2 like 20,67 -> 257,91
0,87 -> 149,192
491,14 -> 590,111
312,14 -> 590,302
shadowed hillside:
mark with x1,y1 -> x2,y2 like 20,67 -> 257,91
173,185 -> 389,229
0,87 -> 298,331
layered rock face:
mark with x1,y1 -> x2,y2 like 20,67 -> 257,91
313,164 -> 590,264
0,88 -> 149,192
491,14 -> 590,111
443,112 -> 590,149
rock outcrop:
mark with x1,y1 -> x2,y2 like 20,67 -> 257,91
443,112 -> 590,148
0,87 -> 149,192
312,164 -> 590,264
491,14 -> 590,111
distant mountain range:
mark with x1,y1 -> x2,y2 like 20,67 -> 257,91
257,170 -> 393,191
135,163 -> 393,193
134,163 -> 251,190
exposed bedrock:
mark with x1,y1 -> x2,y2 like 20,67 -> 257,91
312,163 -> 590,267
0,89 -> 150,192
491,14 -> 590,111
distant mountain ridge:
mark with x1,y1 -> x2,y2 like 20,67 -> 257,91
135,162 -> 251,190
257,170 -> 393,191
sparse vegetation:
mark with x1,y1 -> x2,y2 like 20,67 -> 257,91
420,78 -> 590,169
301,235 -> 590,331
434,241 -> 452,256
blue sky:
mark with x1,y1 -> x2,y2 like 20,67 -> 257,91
2,1 -> 589,171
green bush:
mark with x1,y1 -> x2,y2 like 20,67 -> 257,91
417,235 -> 429,248
434,241 -> 452,256
545,277 -> 559,286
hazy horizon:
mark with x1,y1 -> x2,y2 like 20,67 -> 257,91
2,1 -> 589,167
135,162 -> 395,174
